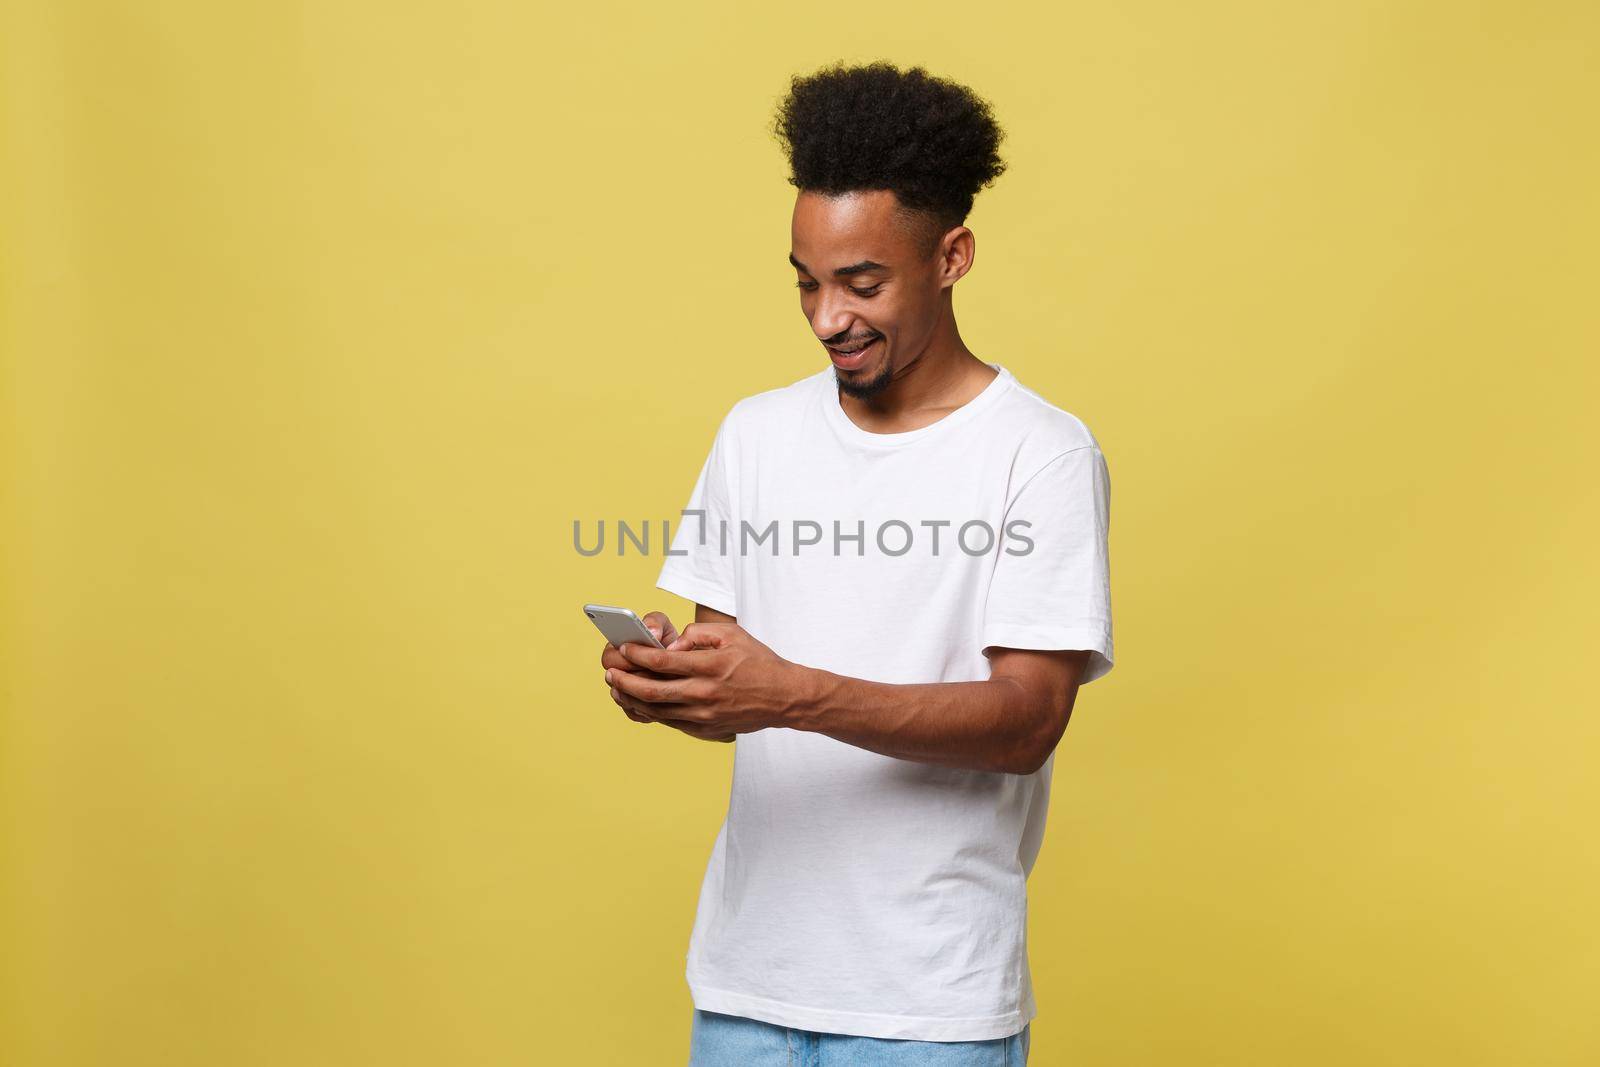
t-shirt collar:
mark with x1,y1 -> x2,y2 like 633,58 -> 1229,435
820,362 -> 1016,449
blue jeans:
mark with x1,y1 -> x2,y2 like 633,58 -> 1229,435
688,1009 -> 1030,1065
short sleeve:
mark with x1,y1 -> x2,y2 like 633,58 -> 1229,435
982,446 -> 1114,684
655,411 -> 739,617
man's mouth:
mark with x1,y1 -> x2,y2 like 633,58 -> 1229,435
826,336 -> 880,370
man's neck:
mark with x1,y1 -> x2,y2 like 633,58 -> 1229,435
838,337 -> 998,435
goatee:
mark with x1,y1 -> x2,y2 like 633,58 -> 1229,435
835,358 -> 894,400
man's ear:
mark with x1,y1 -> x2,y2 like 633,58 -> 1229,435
938,226 -> 975,289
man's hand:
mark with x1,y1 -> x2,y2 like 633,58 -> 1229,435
598,611 -> 735,743
606,622 -> 802,740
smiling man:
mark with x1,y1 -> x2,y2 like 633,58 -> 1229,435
600,60 -> 1114,1066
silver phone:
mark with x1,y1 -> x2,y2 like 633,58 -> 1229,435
583,603 -> 666,649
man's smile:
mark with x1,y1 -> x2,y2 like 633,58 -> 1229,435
826,335 -> 881,370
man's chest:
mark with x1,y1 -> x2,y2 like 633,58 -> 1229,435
732,437 -> 1022,532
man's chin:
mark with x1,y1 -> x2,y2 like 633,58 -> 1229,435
835,355 -> 894,400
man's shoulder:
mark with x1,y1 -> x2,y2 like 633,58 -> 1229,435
990,369 -> 1104,460
721,367 -> 831,432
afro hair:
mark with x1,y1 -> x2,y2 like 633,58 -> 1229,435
772,61 -> 1008,254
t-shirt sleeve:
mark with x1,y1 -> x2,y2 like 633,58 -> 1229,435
655,411 -> 739,617
981,445 -> 1114,684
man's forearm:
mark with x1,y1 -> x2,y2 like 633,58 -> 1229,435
780,668 -> 1050,776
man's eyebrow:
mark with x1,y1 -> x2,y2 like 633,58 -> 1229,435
789,253 -> 891,277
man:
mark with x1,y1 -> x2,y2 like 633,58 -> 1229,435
600,60 -> 1113,1066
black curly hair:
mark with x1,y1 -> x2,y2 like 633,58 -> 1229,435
772,61 -> 1008,255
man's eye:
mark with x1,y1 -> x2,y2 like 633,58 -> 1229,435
793,281 -> 882,297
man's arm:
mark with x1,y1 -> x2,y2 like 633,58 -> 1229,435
694,604 -> 736,626
788,646 -> 1089,776
609,623 -> 1090,775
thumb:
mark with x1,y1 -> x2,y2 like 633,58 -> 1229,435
667,622 -> 731,652
641,611 -> 679,646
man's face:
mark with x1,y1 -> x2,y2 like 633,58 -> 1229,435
789,190 -> 947,399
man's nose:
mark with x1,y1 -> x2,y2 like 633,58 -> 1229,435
808,288 -> 856,342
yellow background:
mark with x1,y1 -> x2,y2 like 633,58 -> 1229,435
3,2 -> 1597,1064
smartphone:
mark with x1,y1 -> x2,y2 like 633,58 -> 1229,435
583,603 -> 666,649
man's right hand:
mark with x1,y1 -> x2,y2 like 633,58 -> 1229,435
600,611 -> 735,743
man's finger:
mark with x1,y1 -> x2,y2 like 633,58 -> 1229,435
612,685 -> 700,726
611,687 -> 653,723
667,622 -> 735,652
616,642 -> 705,676
663,721 -> 737,743
641,611 -> 680,647
611,685 -> 669,722
604,643 -> 668,675
612,687 -> 673,723
607,673 -> 707,725
602,644 -> 679,680
607,665 -> 687,704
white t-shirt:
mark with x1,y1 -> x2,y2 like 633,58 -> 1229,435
655,362 -> 1113,1042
